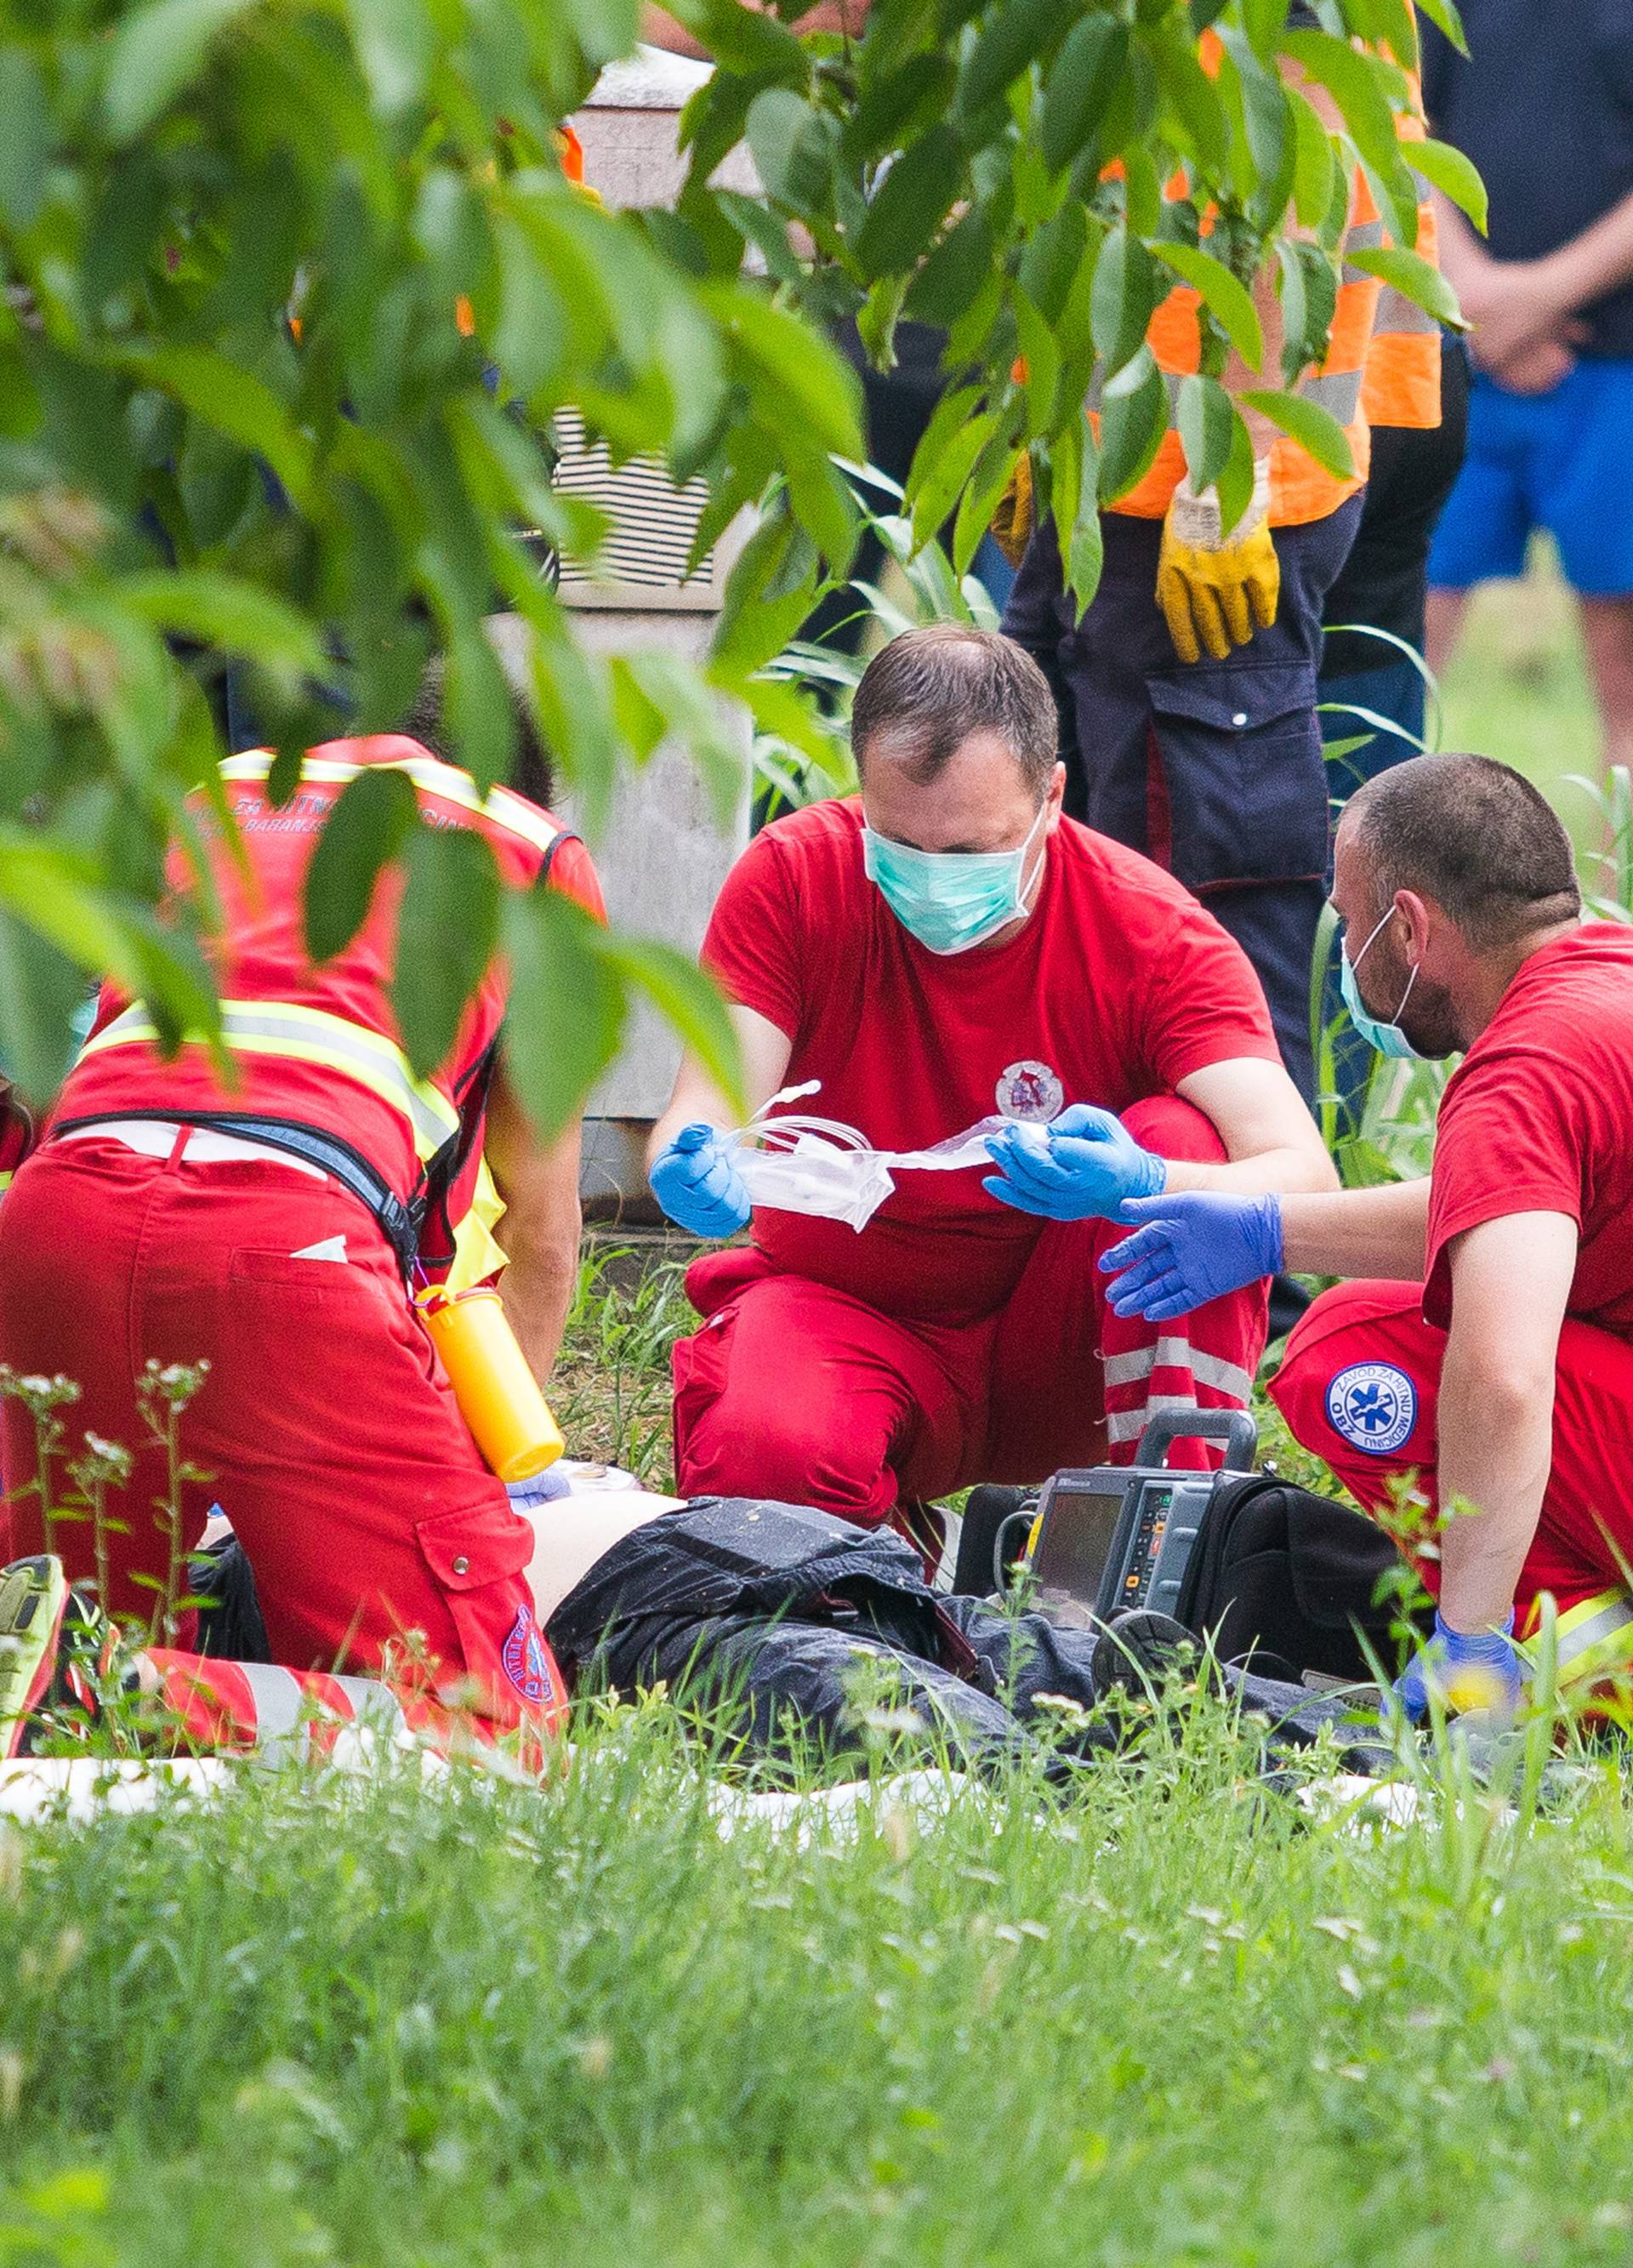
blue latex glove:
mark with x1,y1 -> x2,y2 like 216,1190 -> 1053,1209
508,1467 -> 570,1509
650,1121 -> 751,1239
1099,1190 -> 1284,1321
982,1106 -> 1167,1222
1395,1611 -> 1522,1724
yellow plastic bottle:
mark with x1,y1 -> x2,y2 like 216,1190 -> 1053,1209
416,1286 -> 566,1483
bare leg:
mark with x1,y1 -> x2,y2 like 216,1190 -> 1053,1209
1577,595 -> 1633,893
1424,585 -> 1471,685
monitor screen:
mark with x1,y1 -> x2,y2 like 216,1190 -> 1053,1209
1032,1482 -> 1128,1608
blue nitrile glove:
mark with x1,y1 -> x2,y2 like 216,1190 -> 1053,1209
982,1105 -> 1167,1222
508,1467 -> 570,1509
650,1121 -> 751,1239
1099,1190 -> 1284,1321
1395,1611 -> 1522,1724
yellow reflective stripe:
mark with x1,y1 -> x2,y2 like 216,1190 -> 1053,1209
77,1000 -> 459,1160
1552,1589 -> 1633,1674
0,1172 -> 12,1194
215,751 -> 565,861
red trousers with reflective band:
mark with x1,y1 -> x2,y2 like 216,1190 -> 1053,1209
674,1097 -> 1268,1523
1270,1279 -> 1633,1635
0,1137 -> 566,1741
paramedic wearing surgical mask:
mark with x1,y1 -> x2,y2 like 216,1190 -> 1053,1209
647,626 -> 1336,1537
1099,755 -> 1633,1720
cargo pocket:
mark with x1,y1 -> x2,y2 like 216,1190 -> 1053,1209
413,1498 -> 546,1715
1146,663 -> 1329,891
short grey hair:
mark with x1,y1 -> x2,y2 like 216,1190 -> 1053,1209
850,625 -> 1059,796
1347,753 -> 1579,951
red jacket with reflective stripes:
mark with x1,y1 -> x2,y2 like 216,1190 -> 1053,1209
54,737 -> 605,1215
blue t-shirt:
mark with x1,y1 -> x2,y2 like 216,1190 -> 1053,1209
1422,0 -> 1633,359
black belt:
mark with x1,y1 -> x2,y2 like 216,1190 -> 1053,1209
51,1111 -> 420,1279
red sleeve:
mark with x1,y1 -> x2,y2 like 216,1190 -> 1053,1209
1424,1046 -> 1587,1327
698,831 -> 805,1042
1135,898 -> 1282,1090
544,835 -> 606,925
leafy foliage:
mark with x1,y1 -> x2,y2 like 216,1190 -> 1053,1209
1,0 -> 1471,1132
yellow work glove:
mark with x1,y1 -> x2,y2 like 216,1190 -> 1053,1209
1156,459 -> 1280,666
989,455 -> 1035,568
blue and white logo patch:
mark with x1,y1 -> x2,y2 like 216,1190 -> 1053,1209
1326,1362 -> 1417,1456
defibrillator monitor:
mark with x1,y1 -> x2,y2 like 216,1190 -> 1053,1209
1027,1410 -> 1258,1624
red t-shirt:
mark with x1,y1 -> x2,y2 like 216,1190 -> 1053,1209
1425,925 -> 1633,1337
702,797 -> 1280,1324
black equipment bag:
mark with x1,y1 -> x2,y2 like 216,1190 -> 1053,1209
1174,1473 -> 1426,1684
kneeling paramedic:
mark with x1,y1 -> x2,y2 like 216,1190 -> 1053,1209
648,626 -> 1336,1539
0,647 -> 604,1749
1101,754 -> 1633,1719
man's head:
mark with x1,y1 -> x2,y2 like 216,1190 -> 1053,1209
403,616 -> 555,811
850,626 -> 1065,950
1332,753 -> 1581,1056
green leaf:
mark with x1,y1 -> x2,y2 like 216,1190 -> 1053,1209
0,51 -> 49,229
840,54 -> 956,168
102,0 -> 259,145
1414,0 -> 1467,54
1238,386 -> 1355,481
910,409 -> 997,550
1090,228 -> 1159,378
303,768 -> 417,964
1410,135 -> 1488,235
853,126 -> 965,282
1149,28 -> 1228,174
959,0 -> 1062,119
1065,412 -> 1103,613
344,0 -> 433,116
1176,373 -> 1235,493
1275,237 -> 1338,385
904,211 -> 995,327
1289,88 -> 1340,231
1039,17 -> 1129,174
599,932 -> 743,1119
953,434 -> 1023,578
0,913 -> 89,1105
390,824 -> 500,1079
746,89 -> 834,212
704,283 -> 865,461
1281,30 -> 1417,243
1149,243 -> 1265,372
1347,245 -> 1465,331
1096,351 -> 1168,505
117,347 -> 316,511
501,889 -> 626,1146
117,573 -> 324,685
1214,407 -> 1257,539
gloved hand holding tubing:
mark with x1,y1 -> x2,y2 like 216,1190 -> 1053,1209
1100,1189 -> 1284,1319
650,1122 -> 751,1239
983,1105 -> 1166,1222
1156,457 -> 1279,665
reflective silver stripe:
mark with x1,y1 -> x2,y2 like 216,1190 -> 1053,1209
333,1674 -> 408,1735
1188,1348 -> 1255,1403
1372,284 -> 1440,337
1102,1342 -> 1252,1403
1294,365 -> 1364,425
1344,217 -> 1386,256
1555,1595 -> 1633,1669
238,1662 -> 309,1743
215,749 -> 566,862
1107,1393 -> 1198,1445
79,1000 -> 459,1159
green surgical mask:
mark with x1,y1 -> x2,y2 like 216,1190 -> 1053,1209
861,805 -> 1047,955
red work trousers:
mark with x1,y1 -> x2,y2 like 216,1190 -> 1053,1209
0,1137 -> 566,1738
673,1096 -> 1269,1524
1270,1279 -> 1633,1631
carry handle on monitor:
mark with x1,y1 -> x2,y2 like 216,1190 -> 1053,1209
1135,1409 -> 1257,1473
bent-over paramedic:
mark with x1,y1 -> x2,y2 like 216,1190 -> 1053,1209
0,648 -> 602,1745
647,626 -> 1337,1537
1101,754 -> 1633,1718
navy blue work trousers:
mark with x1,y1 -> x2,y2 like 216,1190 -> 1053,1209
1003,496 -> 1364,1103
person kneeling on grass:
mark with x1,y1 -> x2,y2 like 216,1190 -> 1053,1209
1100,754 -> 1633,1722
0,1490 -> 1389,1781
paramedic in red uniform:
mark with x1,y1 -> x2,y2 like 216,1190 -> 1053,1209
647,626 -> 1337,1531
1100,753 -> 1632,1715
0,653 -> 603,1742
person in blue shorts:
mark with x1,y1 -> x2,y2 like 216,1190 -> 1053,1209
1422,3 -> 1633,803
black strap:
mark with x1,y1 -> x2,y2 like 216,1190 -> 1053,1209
51,1111 -> 418,1279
